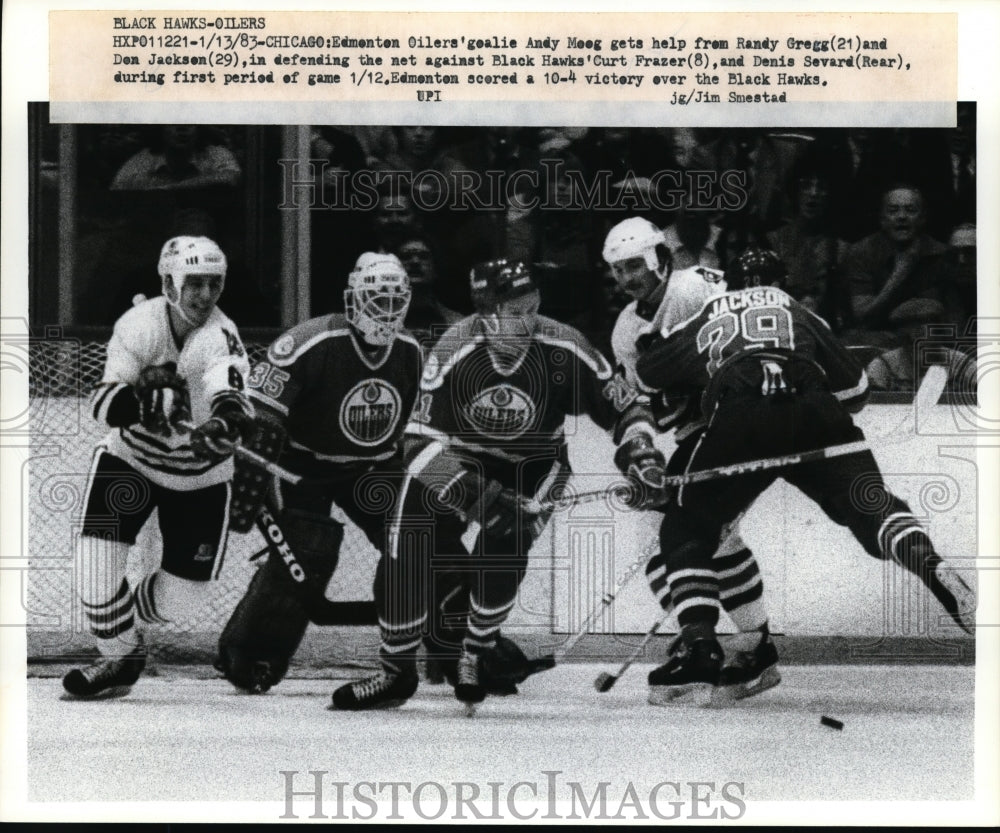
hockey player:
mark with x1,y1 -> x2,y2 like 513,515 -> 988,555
603,217 -> 780,703
214,252 -> 422,694
331,259 -> 668,711
634,247 -> 976,705
63,235 -> 254,699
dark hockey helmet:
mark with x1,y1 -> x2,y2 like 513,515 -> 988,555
470,259 -> 538,313
725,247 -> 788,291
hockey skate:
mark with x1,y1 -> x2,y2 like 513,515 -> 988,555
454,649 -> 486,715
424,655 -> 452,686
648,637 -> 722,707
928,561 -> 976,635
711,635 -> 781,706
61,636 -> 147,700
330,667 -> 418,711
422,635 -> 458,687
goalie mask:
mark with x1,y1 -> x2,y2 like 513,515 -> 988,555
345,252 -> 412,346
602,217 -> 671,301
157,236 -> 227,326
724,247 -> 788,291
471,259 -> 540,366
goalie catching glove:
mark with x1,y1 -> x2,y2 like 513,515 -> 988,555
135,362 -> 189,436
614,434 -> 671,510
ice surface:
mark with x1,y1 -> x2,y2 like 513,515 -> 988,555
27,662 -> 974,813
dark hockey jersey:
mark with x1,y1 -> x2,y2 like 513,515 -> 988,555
248,314 -> 422,476
636,286 -> 869,417
405,315 -> 651,472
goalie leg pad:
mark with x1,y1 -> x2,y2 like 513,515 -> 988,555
215,508 -> 343,693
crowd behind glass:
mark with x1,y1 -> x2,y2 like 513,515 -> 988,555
50,113 -> 977,390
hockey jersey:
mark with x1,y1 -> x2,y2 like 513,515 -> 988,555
611,264 -> 726,434
636,286 -> 870,417
405,315 -> 651,475
248,314 -> 423,477
91,296 -> 252,491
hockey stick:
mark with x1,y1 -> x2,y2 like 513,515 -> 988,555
594,608 -> 673,692
541,539 -> 659,667
252,508 -> 374,626
535,369 -> 948,514
176,419 -> 302,485
528,438 -> 872,514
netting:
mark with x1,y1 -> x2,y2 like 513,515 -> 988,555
25,339 -> 387,666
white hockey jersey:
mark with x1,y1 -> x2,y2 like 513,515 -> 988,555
610,264 -> 726,436
611,264 -> 727,390
91,296 -> 252,491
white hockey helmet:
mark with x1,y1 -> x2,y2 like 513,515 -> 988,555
158,235 -> 228,294
602,217 -> 668,275
345,252 -> 412,346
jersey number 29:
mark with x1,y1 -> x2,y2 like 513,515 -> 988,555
696,306 -> 795,374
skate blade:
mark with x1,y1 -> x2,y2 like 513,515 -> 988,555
60,684 -> 133,701
327,697 -> 409,712
711,667 -> 782,706
648,681 -> 714,707
463,702 -> 477,718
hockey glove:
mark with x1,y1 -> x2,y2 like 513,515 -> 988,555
135,362 -> 189,436
614,434 -> 672,510
480,484 -> 542,542
190,408 -> 254,461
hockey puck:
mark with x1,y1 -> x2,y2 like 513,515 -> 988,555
820,715 -> 844,730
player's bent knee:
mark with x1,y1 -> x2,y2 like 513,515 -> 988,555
154,569 -> 214,623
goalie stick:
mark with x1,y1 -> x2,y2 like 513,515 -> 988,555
252,507 -> 375,626
176,419 -> 302,485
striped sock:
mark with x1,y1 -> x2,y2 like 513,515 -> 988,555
133,571 -> 170,625
878,513 -> 939,576
716,548 -> 768,631
463,595 -> 515,656
378,613 -> 426,674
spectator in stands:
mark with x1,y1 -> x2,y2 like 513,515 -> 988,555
663,205 -> 722,270
394,234 -> 462,350
371,190 -> 421,254
310,126 -> 371,314
714,213 -> 767,273
110,125 -> 241,191
843,183 -> 948,347
940,222 -> 977,342
767,145 -> 851,327
865,298 -> 976,394
504,149 -> 604,334
943,105 -> 976,235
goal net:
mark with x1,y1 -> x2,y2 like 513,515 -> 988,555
24,336 -> 647,673
25,338 -> 389,668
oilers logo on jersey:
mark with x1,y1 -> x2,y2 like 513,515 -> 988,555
464,383 -> 536,439
339,379 -> 403,447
